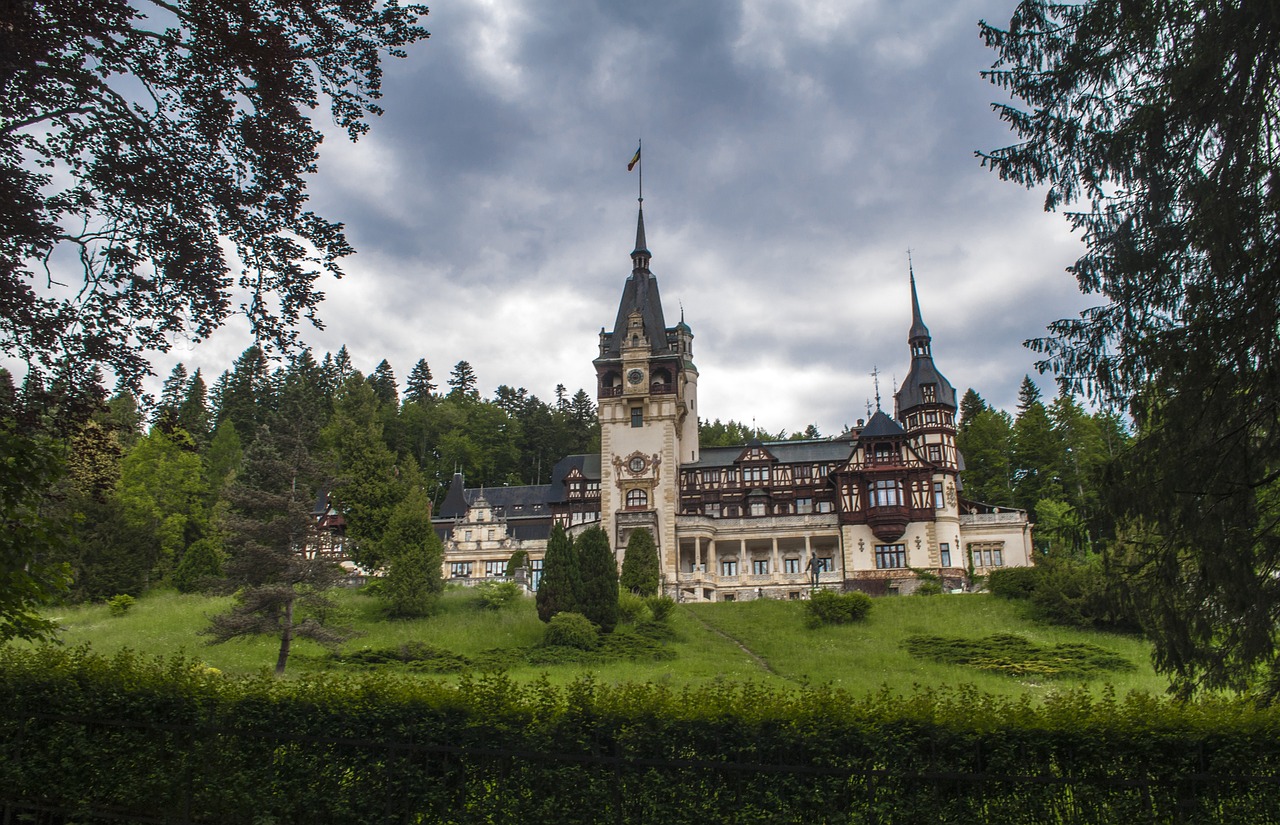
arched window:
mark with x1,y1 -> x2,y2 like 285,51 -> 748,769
625,489 -> 648,510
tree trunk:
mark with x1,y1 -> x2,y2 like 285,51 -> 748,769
275,595 -> 294,677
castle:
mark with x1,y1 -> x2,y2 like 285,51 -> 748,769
433,205 -> 1033,599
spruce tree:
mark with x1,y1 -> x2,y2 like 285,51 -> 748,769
404,359 -> 436,404
577,525 -> 619,633
378,487 -> 444,617
536,523 -> 581,622
619,528 -> 660,596
368,359 -> 399,408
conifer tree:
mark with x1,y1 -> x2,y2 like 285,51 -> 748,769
1011,376 -> 1061,517
177,369 -> 212,447
368,359 -> 399,408
404,359 -> 436,404
446,360 -> 479,400
577,526 -> 619,633
205,426 -> 344,677
619,528 -> 660,596
536,523 -> 581,622
379,487 -> 444,617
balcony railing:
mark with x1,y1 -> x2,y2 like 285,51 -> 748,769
960,512 -> 1025,526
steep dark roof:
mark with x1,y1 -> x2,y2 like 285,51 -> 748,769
602,206 -> 670,357
548,453 -> 601,501
437,472 -> 469,518
896,269 -> 957,412
859,409 -> 907,438
686,439 -> 853,469
436,473 -> 555,520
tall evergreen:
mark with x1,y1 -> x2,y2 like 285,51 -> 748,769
446,360 -> 479,400
379,487 -> 444,617
368,359 -> 399,408
177,369 -> 212,447
404,359 -> 436,404
577,526 -> 619,633
205,426 -> 344,677
536,523 -> 581,622
154,363 -> 189,426
1011,376 -> 1061,517
619,528 -> 660,596
958,388 -> 988,433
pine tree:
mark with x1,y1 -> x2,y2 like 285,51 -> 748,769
958,388 -> 988,433
368,359 -> 399,408
154,364 -> 189,426
404,359 -> 436,404
577,526 -> 619,633
446,360 -> 479,400
1011,376 -> 1062,517
536,523 -> 581,622
619,528 -> 660,596
205,426 -> 345,677
177,369 -> 212,447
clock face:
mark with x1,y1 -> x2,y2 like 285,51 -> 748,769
629,456 -> 646,472
627,368 -> 644,385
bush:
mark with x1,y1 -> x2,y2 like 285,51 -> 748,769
617,591 -> 651,624
988,566 -> 1042,600
106,594 -> 136,617
504,549 -> 529,577
805,590 -> 872,627
173,538 -> 222,593
475,580 -> 522,610
619,528 -> 661,596
543,612 -> 598,649
645,595 -> 675,623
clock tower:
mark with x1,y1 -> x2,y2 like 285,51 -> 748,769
593,204 -> 698,570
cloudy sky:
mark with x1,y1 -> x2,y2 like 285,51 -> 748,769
155,0 -> 1093,436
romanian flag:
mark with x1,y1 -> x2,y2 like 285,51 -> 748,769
627,145 -> 641,171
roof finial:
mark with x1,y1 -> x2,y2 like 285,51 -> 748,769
871,366 -> 882,411
907,250 -> 931,351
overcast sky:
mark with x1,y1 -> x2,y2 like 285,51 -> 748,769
152,0 -> 1094,436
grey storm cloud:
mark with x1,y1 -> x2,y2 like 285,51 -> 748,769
146,0 -> 1094,435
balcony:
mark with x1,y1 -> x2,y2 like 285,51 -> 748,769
960,511 -> 1025,526
867,504 -> 909,543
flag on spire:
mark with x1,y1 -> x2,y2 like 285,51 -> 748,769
627,145 -> 641,171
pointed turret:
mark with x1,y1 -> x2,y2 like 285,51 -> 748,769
602,205 -> 669,356
895,268 -> 956,414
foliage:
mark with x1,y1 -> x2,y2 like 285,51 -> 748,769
475,580 -> 523,611
1,1 -> 429,390
645,594 -> 676,623
903,633 -> 1135,679
504,549 -> 529,577
204,427 -> 345,675
172,537 -> 222,594
542,612 -> 599,650
0,431 -> 71,641
619,527 -> 661,596
106,594 -> 136,617
117,426 -> 209,580
5,645 -> 1280,823
617,591 -> 650,624
536,524 -> 581,623
980,0 -> 1280,699
378,487 -> 444,617
986,565 -> 1041,601
804,590 -> 872,627
576,526 -> 619,633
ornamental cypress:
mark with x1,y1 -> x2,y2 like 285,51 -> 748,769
577,525 -> 619,633
619,528 -> 660,596
536,523 -> 580,622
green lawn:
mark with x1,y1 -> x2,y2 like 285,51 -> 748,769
29,587 -> 1168,699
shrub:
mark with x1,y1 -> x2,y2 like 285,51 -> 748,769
617,591 -> 651,624
173,538 -> 222,593
475,580 -> 522,610
576,526 -> 619,633
106,594 -> 136,617
988,566 -> 1042,600
645,594 -> 675,623
805,590 -> 872,627
619,528 -> 660,596
504,549 -> 529,577
543,612 -> 598,649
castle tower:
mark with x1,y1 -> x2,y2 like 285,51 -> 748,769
894,266 -> 962,560
593,205 -> 698,569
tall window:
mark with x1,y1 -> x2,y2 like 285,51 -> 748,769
871,479 -> 902,507
784,557 -> 800,574
875,544 -> 906,569
939,542 -> 951,567
928,444 -> 942,463
625,489 -> 648,510
531,559 -> 543,589
631,407 -> 643,427
934,481 -> 945,509
720,559 -> 738,576
752,559 -> 770,575
922,383 -> 937,403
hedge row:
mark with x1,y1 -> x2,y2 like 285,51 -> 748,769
3,645 -> 1280,823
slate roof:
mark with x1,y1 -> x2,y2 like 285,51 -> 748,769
685,438 -> 854,469
548,453 -> 601,501
859,409 -> 907,438
436,472 -> 554,519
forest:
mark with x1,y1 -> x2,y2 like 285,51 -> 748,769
2,340 -> 1124,609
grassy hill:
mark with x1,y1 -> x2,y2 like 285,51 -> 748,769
31,586 -> 1167,699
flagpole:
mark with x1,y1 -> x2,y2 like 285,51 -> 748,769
637,138 -> 643,204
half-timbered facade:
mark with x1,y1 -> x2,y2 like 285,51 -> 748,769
432,204 -> 1033,598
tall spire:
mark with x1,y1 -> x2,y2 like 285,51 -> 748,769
907,253 -> 930,358
632,204 -> 650,271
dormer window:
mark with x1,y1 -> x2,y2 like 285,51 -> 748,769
922,383 -> 937,403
